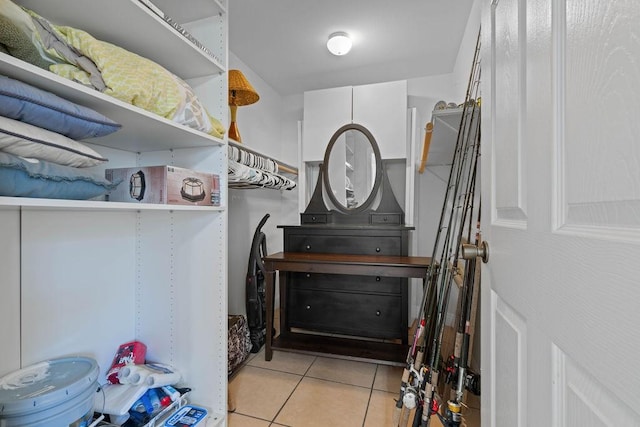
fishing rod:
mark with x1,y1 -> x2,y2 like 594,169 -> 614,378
392,91 -> 477,425
420,101 -> 481,427
392,270 -> 438,425
395,99 -> 481,427
393,103 -> 476,426
444,135 -> 482,407
392,28 -> 482,427
456,202 -> 482,401
439,196 -> 482,426
422,32 -> 482,427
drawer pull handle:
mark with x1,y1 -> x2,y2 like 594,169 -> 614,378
306,305 -> 311,310
306,273 -> 311,278
375,247 -> 381,253
312,216 -> 317,221
376,310 -> 381,316
376,276 -> 381,282
306,245 -> 311,250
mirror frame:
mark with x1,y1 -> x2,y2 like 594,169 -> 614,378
322,123 -> 383,214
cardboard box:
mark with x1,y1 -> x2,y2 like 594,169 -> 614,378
105,166 -> 213,206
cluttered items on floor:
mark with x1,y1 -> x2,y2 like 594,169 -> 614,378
0,356 -> 99,426
96,340 -> 209,426
0,340 -> 212,427
228,314 -> 252,377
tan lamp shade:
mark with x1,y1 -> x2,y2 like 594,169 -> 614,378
228,70 -> 259,143
228,70 -> 259,106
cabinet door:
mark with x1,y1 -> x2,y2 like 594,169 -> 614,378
302,86 -> 352,162
353,80 -> 407,159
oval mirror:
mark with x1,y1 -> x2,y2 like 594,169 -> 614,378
323,124 -> 382,213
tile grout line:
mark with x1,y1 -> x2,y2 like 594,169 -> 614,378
268,355 -> 318,425
361,364 -> 380,427
249,356 -> 381,391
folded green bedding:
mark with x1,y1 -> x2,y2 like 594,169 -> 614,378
0,0 -> 225,139
0,0 -> 58,69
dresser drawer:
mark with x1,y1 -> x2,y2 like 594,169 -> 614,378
287,289 -> 403,339
289,272 -> 403,295
300,213 -> 329,224
287,234 -> 402,255
370,213 -> 403,225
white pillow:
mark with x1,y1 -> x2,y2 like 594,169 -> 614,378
0,115 -> 107,167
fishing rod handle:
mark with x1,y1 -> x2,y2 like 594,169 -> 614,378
400,405 -> 412,427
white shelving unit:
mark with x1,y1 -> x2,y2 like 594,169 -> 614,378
427,107 -> 465,166
0,0 -> 228,424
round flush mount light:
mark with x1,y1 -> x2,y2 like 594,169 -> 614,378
327,31 -> 352,56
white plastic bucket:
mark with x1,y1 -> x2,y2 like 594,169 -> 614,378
0,357 -> 99,427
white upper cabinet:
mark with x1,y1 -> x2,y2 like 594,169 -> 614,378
302,80 -> 408,162
352,80 -> 407,159
302,86 -> 352,162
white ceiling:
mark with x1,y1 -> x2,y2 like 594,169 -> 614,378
229,0 -> 475,96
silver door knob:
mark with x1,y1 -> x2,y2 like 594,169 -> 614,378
461,241 -> 489,263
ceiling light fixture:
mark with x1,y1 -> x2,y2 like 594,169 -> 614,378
327,31 -> 352,56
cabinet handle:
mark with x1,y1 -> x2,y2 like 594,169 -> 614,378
376,276 -> 381,282
305,244 -> 311,250
306,273 -> 311,278
311,216 -> 317,221
306,305 -> 311,310
375,247 -> 381,253
376,310 -> 381,316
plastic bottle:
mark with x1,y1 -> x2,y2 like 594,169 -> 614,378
131,391 -> 154,414
147,388 -> 161,411
161,385 -> 181,402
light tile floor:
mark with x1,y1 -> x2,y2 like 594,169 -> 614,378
228,349 -> 480,427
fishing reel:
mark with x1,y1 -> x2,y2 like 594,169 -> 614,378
402,386 -> 419,410
436,400 -> 463,427
464,370 -> 481,396
443,355 -> 458,384
442,354 -> 481,396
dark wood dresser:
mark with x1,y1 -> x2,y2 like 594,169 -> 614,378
263,124 -> 425,364
279,224 -> 413,342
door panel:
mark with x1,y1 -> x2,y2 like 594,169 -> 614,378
559,0 -> 640,236
493,0 -> 527,224
482,0 -> 640,425
552,345 -> 638,427
493,292 -> 527,427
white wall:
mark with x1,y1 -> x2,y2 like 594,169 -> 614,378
452,0 -> 483,101
227,52 -> 299,316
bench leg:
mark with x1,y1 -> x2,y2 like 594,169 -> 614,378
265,270 -> 275,361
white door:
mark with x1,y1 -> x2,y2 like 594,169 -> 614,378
481,0 -> 640,426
